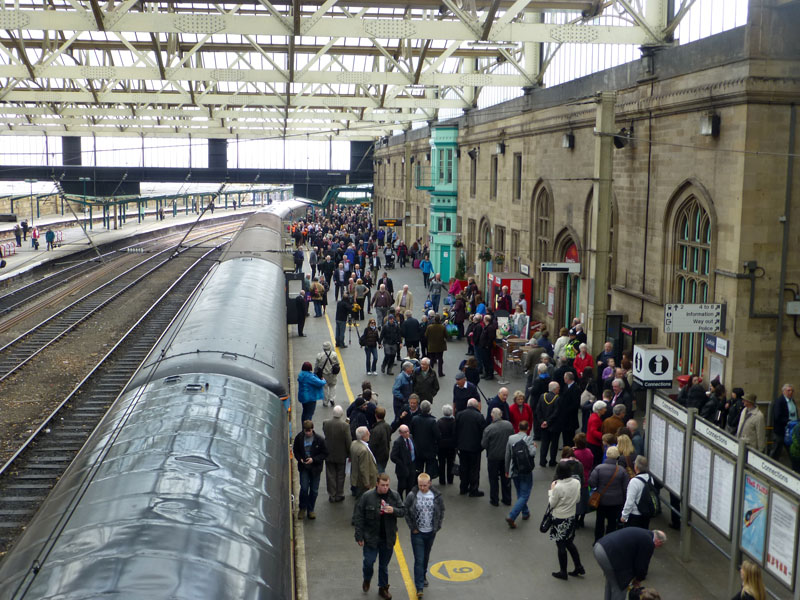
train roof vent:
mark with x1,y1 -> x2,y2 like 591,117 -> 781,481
184,383 -> 205,393
221,352 -> 237,361
164,375 -> 182,384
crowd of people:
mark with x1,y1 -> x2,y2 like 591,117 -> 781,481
290,206 -> 777,600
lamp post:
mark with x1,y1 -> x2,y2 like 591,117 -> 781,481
78,177 -> 92,232
24,178 -> 37,225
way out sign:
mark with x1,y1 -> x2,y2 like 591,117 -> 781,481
633,345 -> 674,389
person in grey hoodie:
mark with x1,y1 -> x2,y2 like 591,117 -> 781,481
481,408 -> 514,507
404,473 -> 445,598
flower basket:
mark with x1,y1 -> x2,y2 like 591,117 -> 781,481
452,239 -> 463,248
493,253 -> 506,265
478,248 -> 492,262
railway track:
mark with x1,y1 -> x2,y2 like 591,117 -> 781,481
0,220 -> 243,317
0,244 -> 226,556
0,229 -> 233,384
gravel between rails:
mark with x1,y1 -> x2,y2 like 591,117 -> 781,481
0,235 -> 232,468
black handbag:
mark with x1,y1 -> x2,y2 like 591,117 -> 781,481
539,504 -> 553,533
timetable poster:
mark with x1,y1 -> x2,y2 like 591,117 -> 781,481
649,413 -> 666,482
664,424 -> 684,495
742,474 -> 769,564
709,455 -> 734,537
689,441 -> 711,519
766,492 -> 797,588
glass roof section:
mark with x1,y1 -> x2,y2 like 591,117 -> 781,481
0,0 -> 746,144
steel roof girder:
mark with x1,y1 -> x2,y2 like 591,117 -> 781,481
10,11 -> 655,45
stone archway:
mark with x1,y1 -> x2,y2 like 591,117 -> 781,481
553,228 -> 581,331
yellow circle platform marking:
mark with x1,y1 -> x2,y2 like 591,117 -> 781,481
430,560 -> 483,582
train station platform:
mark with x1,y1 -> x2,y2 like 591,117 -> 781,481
288,259 -> 744,600
0,204 -> 257,283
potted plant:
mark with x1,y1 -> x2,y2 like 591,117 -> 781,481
493,252 -> 506,265
455,253 -> 466,281
478,248 -> 492,262
452,238 -> 463,248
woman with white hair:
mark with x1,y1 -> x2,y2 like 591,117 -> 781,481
573,343 -> 594,377
587,400 -> 607,466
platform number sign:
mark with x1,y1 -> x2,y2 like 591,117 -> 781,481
633,345 -> 674,389
431,560 -> 483,582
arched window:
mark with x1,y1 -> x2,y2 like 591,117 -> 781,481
673,198 -> 712,375
532,186 -> 552,303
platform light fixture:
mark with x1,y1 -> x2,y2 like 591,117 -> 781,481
562,132 -> 575,149
613,127 -> 630,149
467,147 -> 479,160
700,112 -> 721,137
24,178 -> 37,225
495,141 -> 505,155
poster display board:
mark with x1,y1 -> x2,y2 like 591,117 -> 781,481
664,424 -> 685,495
649,412 -> 666,482
741,474 -> 770,564
766,491 -> 798,589
689,440 -> 712,519
708,454 -> 735,538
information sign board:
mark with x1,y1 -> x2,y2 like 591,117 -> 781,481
742,474 -> 769,564
766,491 -> 798,589
689,440 -> 712,519
694,419 -> 739,455
665,424 -> 685,495
664,303 -> 725,333
746,453 -> 800,497
633,345 -> 674,389
378,218 -> 403,227
709,454 -> 735,537
653,395 -> 688,425
540,262 -> 580,274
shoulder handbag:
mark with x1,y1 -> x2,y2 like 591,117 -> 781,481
315,354 -> 331,379
588,465 -> 619,509
539,504 -> 553,533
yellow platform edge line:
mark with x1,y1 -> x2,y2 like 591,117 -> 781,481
322,313 -> 416,598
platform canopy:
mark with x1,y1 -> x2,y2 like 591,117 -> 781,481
0,0 -> 692,141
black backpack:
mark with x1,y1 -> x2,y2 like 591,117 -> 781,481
636,474 -> 661,517
511,438 -> 535,475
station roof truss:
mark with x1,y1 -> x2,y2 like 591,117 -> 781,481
0,0 -> 689,142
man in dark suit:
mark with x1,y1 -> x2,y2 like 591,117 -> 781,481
455,398 -> 486,497
295,292 -> 307,337
390,425 -> 418,498
379,271 -> 394,295
560,371 -> 581,449
594,528 -> 666,599
609,378 -> 633,418
771,383 -> 796,459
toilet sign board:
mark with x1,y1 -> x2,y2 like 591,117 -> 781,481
633,345 -> 674,388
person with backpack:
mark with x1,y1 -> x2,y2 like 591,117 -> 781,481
504,420 -> 536,529
314,341 -> 341,407
620,456 -> 659,530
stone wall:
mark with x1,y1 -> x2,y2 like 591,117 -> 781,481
373,6 -> 800,402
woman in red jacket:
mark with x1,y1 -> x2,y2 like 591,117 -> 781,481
572,343 -> 594,378
509,390 -> 534,433
586,400 -> 607,466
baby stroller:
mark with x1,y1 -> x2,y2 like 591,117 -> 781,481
384,248 -> 396,269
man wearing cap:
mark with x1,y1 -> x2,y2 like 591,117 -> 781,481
315,341 -> 340,407
737,393 -> 766,452
452,371 -> 479,414
293,420 -> 328,520
392,362 -> 415,422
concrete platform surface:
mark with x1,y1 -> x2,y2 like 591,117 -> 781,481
289,260 -> 748,600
